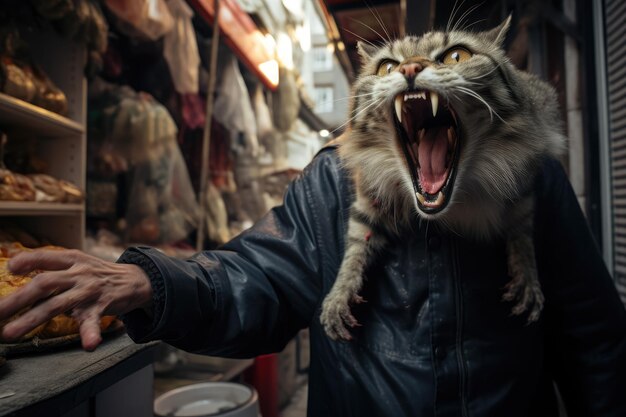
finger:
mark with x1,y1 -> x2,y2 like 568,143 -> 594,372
8,249 -> 83,275
1,285 -> 83,341
75,309 -> 103,352
0,270 -> 75,321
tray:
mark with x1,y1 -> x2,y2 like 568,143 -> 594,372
0,320 -> 124,357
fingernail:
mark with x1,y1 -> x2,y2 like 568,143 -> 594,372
1,325 -> 18,342
7,259 -> 21,273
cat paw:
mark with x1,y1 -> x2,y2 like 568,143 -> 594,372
352,294 -> 367,304
320,295 -> 360,341
503,275 -> 544,323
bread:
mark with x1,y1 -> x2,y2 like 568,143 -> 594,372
0,169 -> 36,201
29,173 -> 65,202
0,257 -> 117,342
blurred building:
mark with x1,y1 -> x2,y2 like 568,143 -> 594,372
302,1 -> 350,131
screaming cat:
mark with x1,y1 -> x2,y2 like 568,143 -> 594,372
320,16 -> 565,341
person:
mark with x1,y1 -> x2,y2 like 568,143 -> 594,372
0,143 -> 625,417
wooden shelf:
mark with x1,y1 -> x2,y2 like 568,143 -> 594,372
0,201 -> 84,216
0,92 -> 84,137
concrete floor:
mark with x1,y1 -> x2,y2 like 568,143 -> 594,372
280,384 -> 308,417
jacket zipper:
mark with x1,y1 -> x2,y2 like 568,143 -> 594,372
452,238 -> 469,417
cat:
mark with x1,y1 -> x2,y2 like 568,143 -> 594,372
320,16 -> 565,341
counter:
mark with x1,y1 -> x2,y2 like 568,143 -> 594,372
0,334 -> 157,417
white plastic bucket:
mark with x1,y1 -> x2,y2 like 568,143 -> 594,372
154,382 -> 260,417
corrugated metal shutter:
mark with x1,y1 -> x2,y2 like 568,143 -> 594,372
605,0 -> 626,304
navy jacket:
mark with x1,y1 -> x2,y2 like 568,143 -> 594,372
119,147 -> 626,417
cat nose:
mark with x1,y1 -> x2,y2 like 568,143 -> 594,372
399,62 -> 424,80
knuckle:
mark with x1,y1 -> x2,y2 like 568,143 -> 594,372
65,249 -> 84,263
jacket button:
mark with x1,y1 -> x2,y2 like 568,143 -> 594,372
428,235 -> 441,250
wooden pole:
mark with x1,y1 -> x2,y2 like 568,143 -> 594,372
196,0 -> 222,251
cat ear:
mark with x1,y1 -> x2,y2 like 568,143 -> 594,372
484,14 -> 512,47
357,41 -> 378,61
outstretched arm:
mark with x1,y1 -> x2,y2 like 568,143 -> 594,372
118,151 -> 342,356
0,149 -> 343,354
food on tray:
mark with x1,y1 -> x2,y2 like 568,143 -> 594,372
29,173 -> 84,203
0,169 -> 84,203
0,169 -> 36,201
0,242 -> 64,258
0,256 -> 118,342
29,173 -> 66,202
58,179 -> 84,203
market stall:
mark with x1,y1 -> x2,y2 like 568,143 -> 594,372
0,0 -> 328,416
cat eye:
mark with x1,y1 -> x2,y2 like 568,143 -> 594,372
376,60 -> 398,76
441,47 -> 472,65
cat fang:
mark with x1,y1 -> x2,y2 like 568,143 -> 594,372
393,89 -> 460,214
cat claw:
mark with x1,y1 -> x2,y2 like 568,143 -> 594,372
503,276 -> 544,323
320,295 -> 360,341
352,295 -> 367,304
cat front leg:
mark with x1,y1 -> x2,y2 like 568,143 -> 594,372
320,207 -> 385,341
502,194 -> 544,323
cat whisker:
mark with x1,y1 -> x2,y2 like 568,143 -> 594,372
447,0 -> 467,33
365,0 -> 393,42
457,87 -> 495,121
466,62 -> 505,81
462,18 -> 488,31
332,97 -> 386,134
455,86 -> 508,125
334,92 -> 377,103
451,2 -> 484,33
342,28 -> 380,49
350,18 -> 391,46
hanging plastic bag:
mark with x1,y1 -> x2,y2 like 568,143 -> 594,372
88,81 -> 200,244
252,84 -> 273,139
213,53 -> 259,156
163,0 -> 200,94
126,139 -> 200,244
105,0 -> 174,40
272,66 -> 300,132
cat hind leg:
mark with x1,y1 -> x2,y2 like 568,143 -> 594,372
503,196 -> 543,323
321,217 -> 384,340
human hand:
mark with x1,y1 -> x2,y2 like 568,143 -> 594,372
0,249 -> 152,351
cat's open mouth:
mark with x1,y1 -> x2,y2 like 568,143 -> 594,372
392,89 -> 460,214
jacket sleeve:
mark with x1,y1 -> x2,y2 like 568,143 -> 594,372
535,158 -> 626,417
118,149 -> 344,357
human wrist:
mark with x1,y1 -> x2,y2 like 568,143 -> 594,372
116,247 -> 165,324
124,263 -> 154,313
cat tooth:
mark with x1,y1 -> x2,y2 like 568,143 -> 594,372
404,94 -> 409,102
435,191 -> 445,205
395,96 -> 403,123
416,192 -> 426,204
430,92 -> 439,117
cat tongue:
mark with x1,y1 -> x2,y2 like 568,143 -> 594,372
418,127 -> 449,194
